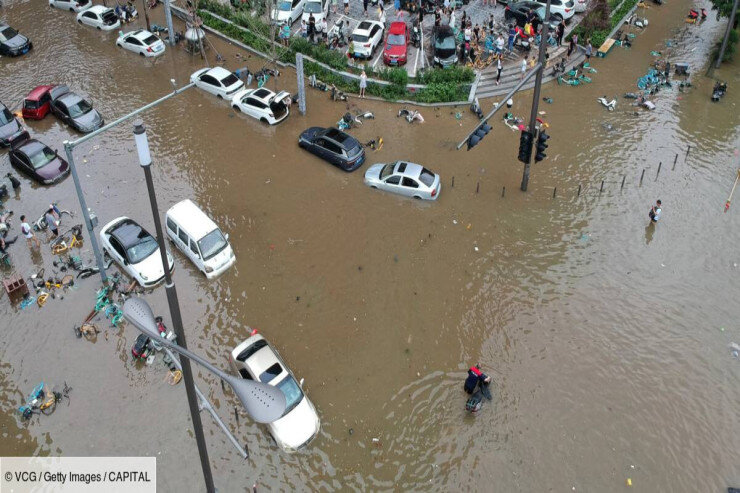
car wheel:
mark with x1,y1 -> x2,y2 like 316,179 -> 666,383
69,7 -> 75,11
553,13 -> 563,22
217,94 -> 223,99
77,19 -> 82,23
260,117 -> 268,123
139,52 -> 145,56
371,185 -> 377,189
414,195 -> 422,200
96,26 -> 101,29
232,105 -> 241,112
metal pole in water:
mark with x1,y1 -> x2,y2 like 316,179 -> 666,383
577,184 -> 581,197
621,175 -> 626,190
502,186 -> 505,197
296,53 -> 307,116
552,187 -> 557,198
476,181 -> 480,194
640,169 -> 645,186
600,180 -> 604,193
656,161 -> 662,179
452,176 -> 455,188
686,145 -> 691,156
673,153 -> 678,170
163,0 -> 175,46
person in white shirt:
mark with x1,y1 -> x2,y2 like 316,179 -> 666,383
495,34 -> 504,54
649,199 -> 662,222
20,215 -> 40,249
520,57 -> 527,79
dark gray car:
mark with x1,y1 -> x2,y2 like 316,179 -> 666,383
49,85 -> 103,133
0,23 -> 32,57
0,102 -> 25,147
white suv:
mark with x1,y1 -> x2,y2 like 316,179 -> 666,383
533,0 -> 575,22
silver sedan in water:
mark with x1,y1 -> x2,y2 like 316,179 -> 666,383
364,161 -> 441,200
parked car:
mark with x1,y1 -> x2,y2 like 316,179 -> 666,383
9,135 -> 70,185
99,217 -> 174,287
22,85 -> 54,120
76,6 -> 121,30
383,21 -> 409,66
504,1 -> 549,29
574,0 -> 588,12
298,127 -> 365,172
231,87 -> 291,125
190,67 -> 245,99
0,102 -> 26,147
116,29 -> 166,57
49,0 -> 93,12
0,22 -> 32,57
351,20 -> 384,59
229,334 -> 320,452
165,199 -> 236,279
431,25 -> 457,68
301,0 -> 328,25
531,0 -> 575,21
49,85 -> 104,133
364,161 -> 441,200
271,0 -> 306,24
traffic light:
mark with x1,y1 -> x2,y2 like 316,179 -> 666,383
534,130 -> 549,162
517,130 -> 533,163
467,122 -> 492,150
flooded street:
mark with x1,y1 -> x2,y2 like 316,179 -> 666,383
1,0 -> 739,490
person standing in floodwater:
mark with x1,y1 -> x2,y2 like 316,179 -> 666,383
649,199 -> 662,222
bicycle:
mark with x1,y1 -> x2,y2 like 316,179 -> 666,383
50,224 -> 83,255
18,382 -> 72,420
32,203 -> 74,232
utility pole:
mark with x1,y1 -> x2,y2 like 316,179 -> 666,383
715,0 -> 739,68
520,0 -> 552,192
163,0 -> 175,45
296,53 -> 307,115
141,0 -> 151,31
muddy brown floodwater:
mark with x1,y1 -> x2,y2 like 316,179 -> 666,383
1,0 -> 739,490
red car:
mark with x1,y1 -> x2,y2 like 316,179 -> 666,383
383,22 -> 408,66
22,85 -> 55,120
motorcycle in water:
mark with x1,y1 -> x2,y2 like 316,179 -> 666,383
411,23 -> 421,48
597,95 -> 617,111
712,81 -> 727,102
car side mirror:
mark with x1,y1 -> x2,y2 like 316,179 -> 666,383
299,377 -> 304,388
224,233 -> 229,241
122,259 -> 128,265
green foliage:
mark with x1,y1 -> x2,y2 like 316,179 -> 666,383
414,83 -> 468,103
581,0 -> 610,32
386,67 -> 409,87
200,11 -> 280,55
708,0 -> 735,18
715,28 -> 739,61
568,0 -> 639,48
415,66 -> 475,84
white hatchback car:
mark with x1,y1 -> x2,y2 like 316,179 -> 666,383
532,0 -> 575,21
351,20 -> 385,59
230,334 -> 320,452
100,217 -> 174,288
231,87 -> 291,125
364,161 -> 441,200
116,29 -> 165,57
76,5 -> 121,30
272,0 -> 306,24
190,67 -> 245,100
50,0 -> 92,13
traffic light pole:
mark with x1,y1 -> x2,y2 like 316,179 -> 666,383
520,0 -> 552,192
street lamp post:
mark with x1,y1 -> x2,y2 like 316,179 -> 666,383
131,121 -> 277,493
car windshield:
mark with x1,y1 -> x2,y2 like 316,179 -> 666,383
28,147 -> 56,170
68,100 -> 93,118
143,34 -> 159,45
535,7 -> 546,18
278,1 -> 292,10
0,27 -> 18,41
435,36 -> 455,50
198,229 -> 228,260
387,33 -> 405,45
379,163 -> 395,179
220,73 -> 239,87
277,376 -> 305,416
304,2 -> 322,12
419,168 -> 435,187
102,11 -> 118,23
126,236 -> 158,264
565,0 -> 574,5
23,100 -> 39,109
0,108 -> 13,125
352,34 -> 369,42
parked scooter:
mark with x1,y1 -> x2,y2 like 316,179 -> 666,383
712,81 -> 727,102
411,22 -> 421,48
0,210 -> 12,237
597,95 -> 617,111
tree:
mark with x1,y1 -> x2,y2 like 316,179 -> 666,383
710,0 -> 738,19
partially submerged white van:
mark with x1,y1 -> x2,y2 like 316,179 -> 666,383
165,199 -> 236,279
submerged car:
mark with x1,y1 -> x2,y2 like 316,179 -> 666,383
230,334 -> 320,452
9,134 -> 70,185
0,102 -> 25,147
49,85 -> 104,133
298,127 -> 365,171
383,21 -> 408,66
100,217 -> 174,287
116,29 -> 166,57
49,0 -> 93,12
231,87 -> 291,125
0,22 -> 32,57
431,25 -> 457,68
76,5 -> 121,30
351,20 -> 384,59
364,161 -> 441,200
22,85 -> 55,120
190,67 -> 245,99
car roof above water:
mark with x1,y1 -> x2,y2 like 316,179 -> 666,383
166,199 -> 219,240
394,161 -> 423,177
